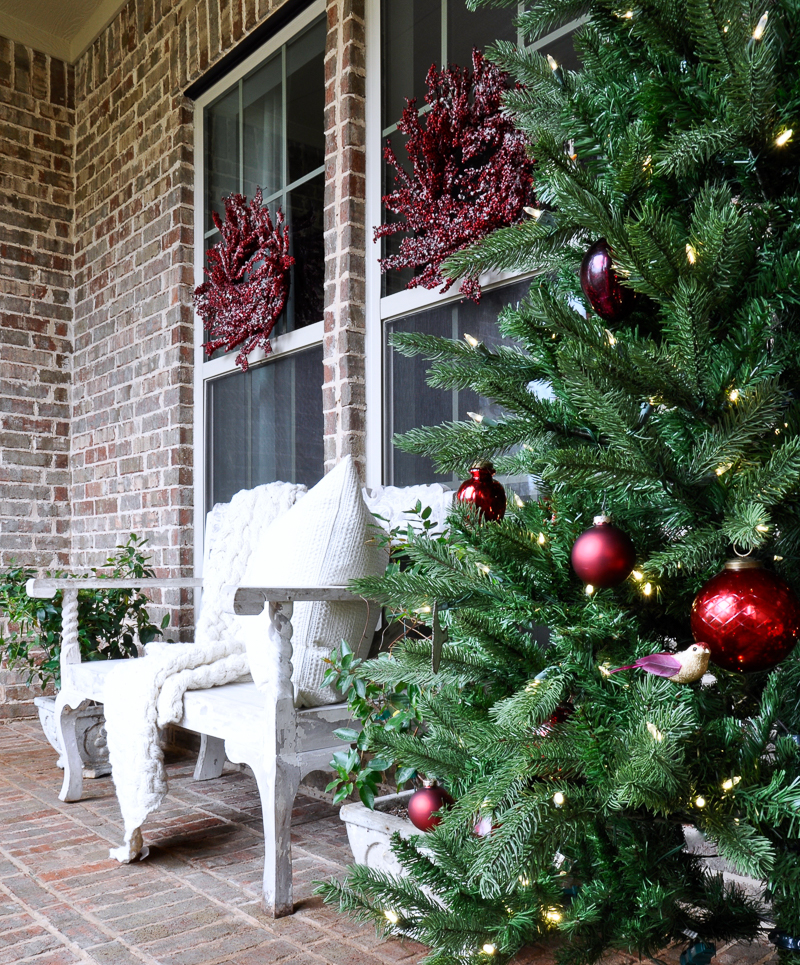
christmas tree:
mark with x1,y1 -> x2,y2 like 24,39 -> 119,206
318,0 -> 800,962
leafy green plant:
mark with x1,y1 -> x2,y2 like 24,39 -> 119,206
0,535 -> 169,691
324,639 -> 422,808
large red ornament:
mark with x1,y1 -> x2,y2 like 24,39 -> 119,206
571,516 -> 636,588
456,462 -> 506,522
408,783 -> 455,832
579,239 -> 634,323
691,559 -> 800,673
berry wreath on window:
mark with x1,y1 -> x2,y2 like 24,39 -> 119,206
194,189 -> 294,372
376,49 -> 536,303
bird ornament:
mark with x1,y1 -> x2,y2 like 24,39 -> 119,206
608,644 -> 711,684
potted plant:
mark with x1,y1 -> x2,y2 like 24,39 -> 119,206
0,534 -> 168,775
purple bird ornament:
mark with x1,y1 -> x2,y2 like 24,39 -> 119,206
608,644 -> 711,684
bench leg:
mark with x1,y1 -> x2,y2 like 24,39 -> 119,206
226,739 -> 300,917
55,693 -> 85,803
193,735 -> 226,781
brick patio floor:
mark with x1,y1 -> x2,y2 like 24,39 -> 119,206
0,719 -> 778,965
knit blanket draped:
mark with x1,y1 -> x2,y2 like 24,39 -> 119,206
104,480 -> 306,863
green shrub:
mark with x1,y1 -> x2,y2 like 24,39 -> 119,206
0,535 -> 169,691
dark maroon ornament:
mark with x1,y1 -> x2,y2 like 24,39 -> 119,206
571,516 -> 636,588
690,559 -> 800,673
535,702 -> 574,737
456,462 -> 506,522
407,783 -> 455,832
579,239 -> 634,323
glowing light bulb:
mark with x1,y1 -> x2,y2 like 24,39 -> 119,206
518,876 -> 530,886
686,244 -> 697,264
482,944 -> 496,955
756,524 -> 769,532
753,11 -> 768,39
538,532 -> 547,545
467,411 -> 484,423
514,493 -> 525,508
546,54 -> 559,71
776,129 -> 793,147
631,570 -> 644,581
605,329 -> 617,346
523,206 -> 543,219
585,584 -> 595,596
545,909 -> 562,923
642,582 -> 653,596
646,722 -> 664,742
464,333 -> 480,347
695,796 -> 706,808
623,9 -> 634,17
728,388 -> 739,402
476,563 -> 491,575
553,791 -> 565,806
716,462 -> 732,476
385,909 -> 399,924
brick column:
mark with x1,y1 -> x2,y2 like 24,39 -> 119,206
323,0 -> 367,477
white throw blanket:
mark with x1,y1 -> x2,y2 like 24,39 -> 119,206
105,480 -> 306,863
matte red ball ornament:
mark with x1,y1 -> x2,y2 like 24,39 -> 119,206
407,783 -> 455,832
456,461 -> 506,522
579,239 -> 635,323
571,516 -> 636,588
691,559 -> 800,673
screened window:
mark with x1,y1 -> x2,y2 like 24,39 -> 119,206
198,4 -> 326,517
376,3 -> 582,486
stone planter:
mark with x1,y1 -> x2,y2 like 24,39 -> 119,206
34,696 -> 111,779
339,790 -> 422,875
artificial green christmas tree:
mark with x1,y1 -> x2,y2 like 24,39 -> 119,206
319,0 -> 800,962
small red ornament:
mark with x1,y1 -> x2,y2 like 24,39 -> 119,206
535,702 -> 574,737
579,239 -> 634,323
691,559 -> 800,673
456,462 -> 506,522
571,516 -> 636,588
408,783 -> 455,832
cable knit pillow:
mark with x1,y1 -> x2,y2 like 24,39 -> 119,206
239,457 -> 388,707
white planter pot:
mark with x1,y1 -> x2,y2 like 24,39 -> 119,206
340,790 -> 423,875
34,695 -> 111,778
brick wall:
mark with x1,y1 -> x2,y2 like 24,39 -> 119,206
322,0 -> 367,477
0,40 -> 74,572
0,40 -> 75,718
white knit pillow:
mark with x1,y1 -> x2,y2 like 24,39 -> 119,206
239,457 -> 387,707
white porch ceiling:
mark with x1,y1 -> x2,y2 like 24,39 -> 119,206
0,0 -> 128,63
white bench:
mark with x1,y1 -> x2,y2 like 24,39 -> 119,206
25,477 -> 454,918
26,577 -> 363,918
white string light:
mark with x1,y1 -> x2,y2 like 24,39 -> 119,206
464,333 -> 480,347
385,909 -> 399,924
753,11 -> 769,39
776,129 -> 793,147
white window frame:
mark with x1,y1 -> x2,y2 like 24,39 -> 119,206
363,0 -> 586,488
193,0 -> 326,575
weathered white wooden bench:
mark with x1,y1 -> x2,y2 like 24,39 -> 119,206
25,476 -> 454,918
26,577 -> 363,918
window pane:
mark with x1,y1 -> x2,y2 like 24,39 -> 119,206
205,345 -> 325,512
205,88 -> 239,233
447,0 -> 517,70
243,52 -> 283,203
286,172 -> 325,330
382,0 -> 441,129
385,280 -> 531,487
286,18 -> 326,185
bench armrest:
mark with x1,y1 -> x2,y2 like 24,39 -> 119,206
26,577 -> 203,599
226,585 -> 357,616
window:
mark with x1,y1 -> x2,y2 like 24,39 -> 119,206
367,1 -> 583,487
194,2 -> 326,526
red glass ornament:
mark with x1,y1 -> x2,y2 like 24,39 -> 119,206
407,784 -> 455,832
691,559 -> 800,673
456,462 -> 506,522
571,516 -> 636,588
535,702 -> 574,737
579,239 -> 635,323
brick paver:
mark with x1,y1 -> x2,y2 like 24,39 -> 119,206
0,720 -> 778,965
